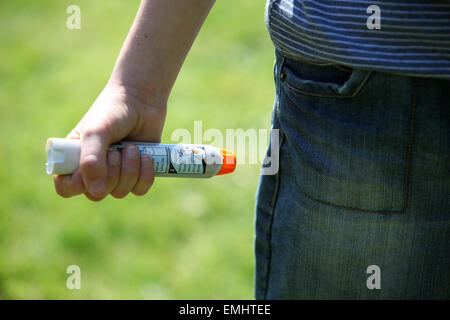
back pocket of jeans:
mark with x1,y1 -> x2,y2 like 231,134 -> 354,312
277,59 -> 415,213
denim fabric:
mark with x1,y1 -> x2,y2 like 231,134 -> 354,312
254,50 -> 450,299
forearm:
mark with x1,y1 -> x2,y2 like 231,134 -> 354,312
107,0 -> 215,106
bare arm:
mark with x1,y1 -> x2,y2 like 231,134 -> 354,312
54,0 -> 215,201
110,0 -> 215,104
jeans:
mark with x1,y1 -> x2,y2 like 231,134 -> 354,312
254,50 -> 450,299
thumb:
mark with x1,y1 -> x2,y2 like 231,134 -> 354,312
79,126 -> 111,198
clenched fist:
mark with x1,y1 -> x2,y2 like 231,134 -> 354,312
53,84 -> 166,201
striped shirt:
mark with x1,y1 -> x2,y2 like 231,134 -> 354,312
265,0 -> 450,79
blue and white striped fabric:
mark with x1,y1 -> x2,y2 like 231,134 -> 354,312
265,0 -> 450,79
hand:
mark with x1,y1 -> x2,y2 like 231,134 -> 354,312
53,84 -> 167,201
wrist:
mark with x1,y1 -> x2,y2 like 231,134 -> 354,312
105,78 -> 169,111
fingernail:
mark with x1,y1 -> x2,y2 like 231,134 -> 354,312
142,154 -> 153,168
126,145 -> 140,160
108,151 -> 121,166
89,181 -> 106,196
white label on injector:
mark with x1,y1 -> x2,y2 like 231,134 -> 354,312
168,145 -> 206,174
110,143 -> 207,175
140,145 -> 168,173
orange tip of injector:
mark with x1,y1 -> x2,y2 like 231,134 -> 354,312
216,148 -> 236,175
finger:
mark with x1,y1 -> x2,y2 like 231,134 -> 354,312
79,127 -> 110,198
111,144 -> 140,199
82,150 -> 122,202
53,168 -> 85,198
132,154 -> 155,196
106,150 -> 121,193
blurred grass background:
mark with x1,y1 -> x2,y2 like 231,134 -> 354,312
0,0 -> 275,299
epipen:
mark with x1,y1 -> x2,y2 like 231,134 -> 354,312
45,138 -> 236,177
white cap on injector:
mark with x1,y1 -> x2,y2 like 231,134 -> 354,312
46,138 -> 81,175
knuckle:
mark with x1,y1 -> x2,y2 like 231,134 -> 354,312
82,126 -> 107,138
80,154 -> 102,171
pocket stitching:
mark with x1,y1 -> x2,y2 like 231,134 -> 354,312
282,69 -> 372,99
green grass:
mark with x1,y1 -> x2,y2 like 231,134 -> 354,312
0,0 -> 275,299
